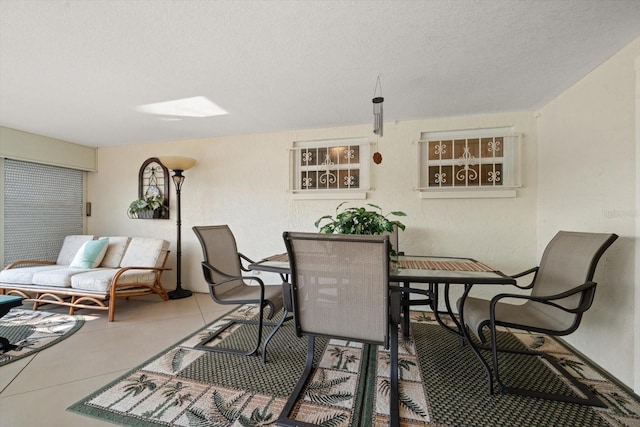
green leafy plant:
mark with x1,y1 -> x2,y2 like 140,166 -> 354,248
127,196 -> 164,219
315,202 -> 406,235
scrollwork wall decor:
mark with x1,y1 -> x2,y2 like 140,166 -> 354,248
136,157 -> 170,219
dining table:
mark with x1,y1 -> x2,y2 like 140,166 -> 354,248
248,252 -> 516,389
250,254 -> 514,338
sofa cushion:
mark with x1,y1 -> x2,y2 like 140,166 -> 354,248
99,237 -> 131,268
0,265 -> 66,285
120,238 -> 170,268
69,238 -> 109,269
70,269 -> 157,293
32,268 -> 100,288
56,235 -> 95,265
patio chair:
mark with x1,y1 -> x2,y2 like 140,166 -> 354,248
277,232 -> 401,427
460,230 -> 618,406
384,223 -> 402,257
192,225 -> 288,362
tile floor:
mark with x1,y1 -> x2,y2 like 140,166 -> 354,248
0,292 -> 234,426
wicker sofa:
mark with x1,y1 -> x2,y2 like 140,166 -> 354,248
0,235 -> 170,321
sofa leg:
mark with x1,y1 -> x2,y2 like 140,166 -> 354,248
108,301 -> 115,322
69,296 -> 76,315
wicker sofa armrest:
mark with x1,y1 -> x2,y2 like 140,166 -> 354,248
5,260 -> 56,269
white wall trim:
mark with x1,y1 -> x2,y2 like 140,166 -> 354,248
289,191 -> 367,200
419,189 -> 516,199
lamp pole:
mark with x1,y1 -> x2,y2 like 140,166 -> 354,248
158,156 -> 196,300
168,169 -> 191,299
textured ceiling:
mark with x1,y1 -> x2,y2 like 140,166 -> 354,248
1,0 -> 639,148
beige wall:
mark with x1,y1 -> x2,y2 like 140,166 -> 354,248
88,111 -> 538,298
537,38 -> 639,391
0,127 -> 97,172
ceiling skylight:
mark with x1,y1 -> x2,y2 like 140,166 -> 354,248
135,96 -> 228,118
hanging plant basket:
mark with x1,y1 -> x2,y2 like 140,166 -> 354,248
134,210 -> 154,219
127,196 -> 166,219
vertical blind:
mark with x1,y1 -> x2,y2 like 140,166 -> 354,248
4,159 -> 83,266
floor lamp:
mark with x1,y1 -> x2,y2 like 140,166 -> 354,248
158,156 -> 197,299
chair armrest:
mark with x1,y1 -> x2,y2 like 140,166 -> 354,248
238,252 -> 256,272
388,284 -> 430,307
5,260 -> 56,269
390,293 -> 402,326
201,261 -> 266,288
388,285 -> 415,324
511,266 -> 538,278
282,281 -> 293,312
509,266 -> 539,289
490,281 -> 597,315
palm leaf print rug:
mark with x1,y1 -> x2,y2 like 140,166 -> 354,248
0,308 -> 84,366
68,305 -> 639,426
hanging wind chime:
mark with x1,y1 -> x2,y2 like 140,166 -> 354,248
372,75 -> 384,164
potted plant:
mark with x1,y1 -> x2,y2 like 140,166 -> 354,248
127,195 -> 165,219
315,202 -> 407,257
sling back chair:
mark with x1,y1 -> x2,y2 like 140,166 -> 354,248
277,232 -> 401,427
192,225 -> 288,362
385,223 -> 402,257
460,230 -> 618,406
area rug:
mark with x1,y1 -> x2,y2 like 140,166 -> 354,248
406,312 -> 640,427
0,308 -> 84,366
68,305 -> 640,426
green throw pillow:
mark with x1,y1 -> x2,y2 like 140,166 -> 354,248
70,238 -> 109,269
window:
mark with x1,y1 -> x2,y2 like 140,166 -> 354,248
289,138 -> 370,199
417,127 -> 521,198
3,159 -> 84,266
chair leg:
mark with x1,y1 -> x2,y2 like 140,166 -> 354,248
195,303 -> 266,357
264,300 -> 276,320
195,302 -> 290,360
255,302 -> 264,352
276,335 -> 317,427
261,309 -> 292,363
492,343 -> 606,407
457,289 -> 495,396
389,321 -> 400,427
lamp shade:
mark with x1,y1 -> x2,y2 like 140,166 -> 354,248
158,156 -> 197,171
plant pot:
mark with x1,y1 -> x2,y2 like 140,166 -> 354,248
136,210 -> 154,219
